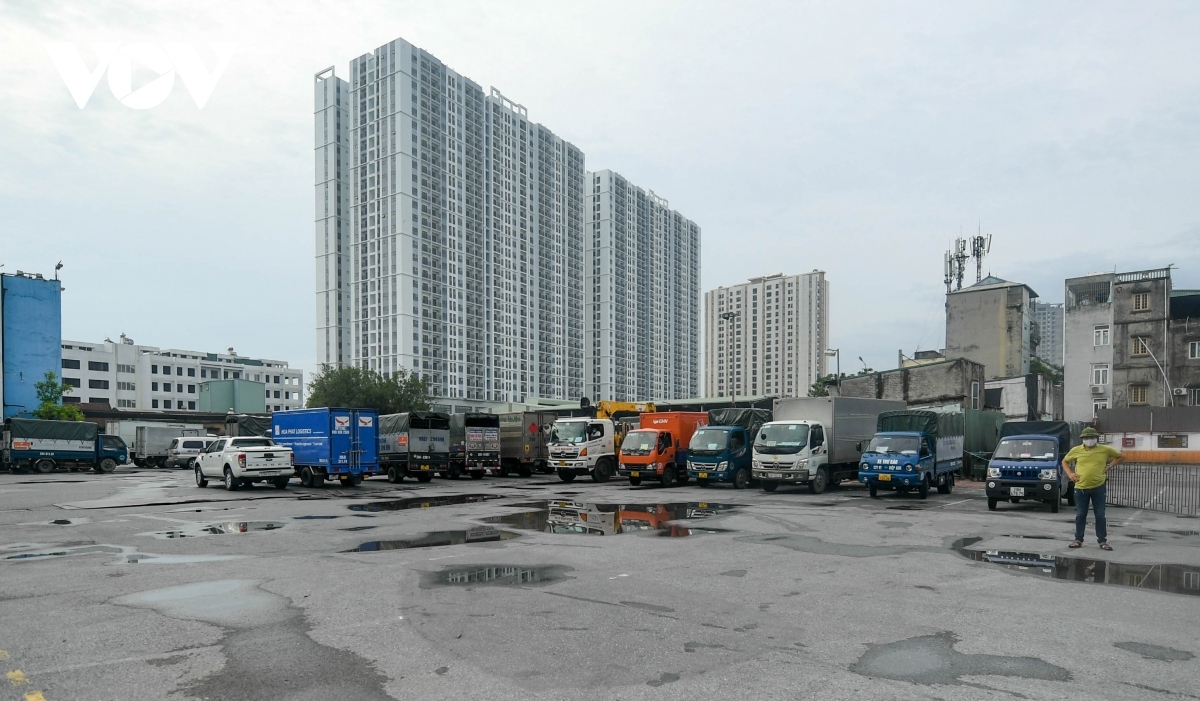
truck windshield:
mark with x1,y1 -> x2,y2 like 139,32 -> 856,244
866,436 -> 920,454
994,439 -> 1058,460
756,424 -> 808,454
230,438 -> 274,448
550,422 -> 588,444
620,431 -> 658,456
689,429 -> 729,456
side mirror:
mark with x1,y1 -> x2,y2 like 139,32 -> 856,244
856,442 -> 863,452
675,439 -> 681,450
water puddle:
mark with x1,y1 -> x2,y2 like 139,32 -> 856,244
952,537 -> 1200,596
348,494 -> 506,512
1152,530 -> 1200,537
345,526 -> 521,552
4,543 -> 246,565
340,525 -> 377,532
422,564 -> 573,588
481,500 -> 738,537
851,631 -> 1070,686
294,515 -> 339,520
139,521 -> 286,539
1113,641 -> 1194,661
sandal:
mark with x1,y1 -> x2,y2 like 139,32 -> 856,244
1069,541 -> 1082,548
1099,542 -> 1113,551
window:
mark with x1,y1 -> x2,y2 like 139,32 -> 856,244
1132,292 -> 1150,311
152,399 -> 159,408
1185,571 -> 1200,591
88,397 -> 108,404
1092,364 -> 1109,385
970,381 -> 980,410
151,382 -> 159,391
63,396 -> 80,404
187,385 -> 195,393
164,382 -> 173,392
176,367 -> 183,376
88,361 -> 109,371
62,358 -> 80,369
1191,388 -> 1200,407
117,399 -> 136,408
151,365 -> 158,374
1094,325 -> 1110,346
188,368 -> 196,377
163,365 -> 172,375
118,364 -> 135,374
200,369 -> 207,378
1131,336 -> 1150,356
1092,400 -> 1108,417
164,400 -> 172,409
1190,341 -> 1199,360
188,401 -> 196,410
63,377 -> 81,388
117,381 -> 135,391
274,391 -> 281,399
88,379 -> 109,390
1157,435 -> 1188,449
1130,385 -> 1148,405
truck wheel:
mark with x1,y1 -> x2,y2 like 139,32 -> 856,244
917,476 -> 930,500
1065,484 -> 1076,506
987,497 -> 998,511
338,475 -> 360,487
470,471 -> 485,480
1050,491 -> 1060,513
629,476 -> 642,486
592,458 -> 613,483
195,466 -> 208,488
558,468 -> 576,483
157,457 -> 169,469
660,465 -> 679,488
387,466 -> 404,483
223,467 -> 240,491
448,464 -> 462,480
97,458 -> 117,474
34,459 -> 55,474
300,466 -> 319,488
133,458 -> 145,468
697,478 -> 710,488
273,477 -> 289,489
761,481 -> 779,492
733,468 -> 750,490
937,473 -> 952,494
517,465 -> 532,478
416,473 -> 433,483
808,467 -> 828,495
869,484 -> 879,498
498,462 -> 512,478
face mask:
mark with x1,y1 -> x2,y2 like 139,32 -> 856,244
1083,439 -> 1098,448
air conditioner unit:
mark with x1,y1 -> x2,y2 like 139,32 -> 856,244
1090,385 -> 1106,395
1174,388 -> 1188,396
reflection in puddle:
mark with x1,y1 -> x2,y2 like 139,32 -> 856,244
952,537 -> 1200,596
141,521 -> 286,539
423,564 -> 573,587
3,543 -> 245,565
348,494 -> 506,512
481,500 -> 737,537
346,526 -> 520,552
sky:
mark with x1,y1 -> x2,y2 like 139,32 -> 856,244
2,0 -> 1198,385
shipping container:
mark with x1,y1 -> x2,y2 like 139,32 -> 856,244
498,411 -> 559,476
271,408 -> 379,487
134,425 -> 205,467
448,413 -> 500,479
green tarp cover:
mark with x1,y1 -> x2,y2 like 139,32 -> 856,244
380,412 -> 449,434
226,415 -> 271,437
707,408 -> 772,437
7,417 -> 97,441
877,410 -> 964,439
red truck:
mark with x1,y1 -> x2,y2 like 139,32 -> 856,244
616,412 -> 708,487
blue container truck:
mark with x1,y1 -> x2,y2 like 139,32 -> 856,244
686,408 -> 771,489
859,410 -> 964,499
271,408 -> 380,488
3,418 -> 127,474
985,421 -> 1083,513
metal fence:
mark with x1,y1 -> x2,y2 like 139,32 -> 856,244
1106,463 -> 1200,516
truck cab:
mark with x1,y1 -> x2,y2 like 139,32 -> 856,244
686,426 -> 753,489
858,431 -> 937,498
617,412 -> 707,488
986,431 -> 1077,512
550,418 -> 616,483
752,420 -> 826,492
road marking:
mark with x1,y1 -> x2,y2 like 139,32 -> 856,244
936,499 -> 972,509
0,651 -> 8,660
25,692 -> 46,701
8,670 -> 29,686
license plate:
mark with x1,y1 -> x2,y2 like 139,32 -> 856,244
419,465 -> 430,471
1010,487 -> 1025,497
769,473 -> 782,479
878,474 -> 891,481
631,471 -> 640,478
557,461 -> 567,467
698,472 -> 708,479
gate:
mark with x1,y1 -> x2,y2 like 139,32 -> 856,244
1106,463 -> 1200,516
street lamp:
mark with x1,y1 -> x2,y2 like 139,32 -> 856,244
825,348 -> 840,395
720,310 -> 739,407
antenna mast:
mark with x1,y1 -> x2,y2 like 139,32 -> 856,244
971,226 -> 992,283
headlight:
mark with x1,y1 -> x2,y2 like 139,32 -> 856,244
795,458 -> 808,467
752,461 -> 761,469
905,465 -> 913,472
861,462 -> 868,470
1039,469 -> 1058,480
717,461 -> 729,470
986,467 -> 1001,478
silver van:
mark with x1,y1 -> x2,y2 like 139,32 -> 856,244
166,436 -> 218,469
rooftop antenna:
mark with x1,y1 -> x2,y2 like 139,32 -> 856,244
945,237 -> 969,292
970,225 -> 991,283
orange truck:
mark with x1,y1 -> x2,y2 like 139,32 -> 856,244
616,412 -> 708,487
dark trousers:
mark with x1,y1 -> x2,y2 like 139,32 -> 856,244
1074,484 -> 1107,543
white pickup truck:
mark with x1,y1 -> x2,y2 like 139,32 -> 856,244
194,436 -> 294,491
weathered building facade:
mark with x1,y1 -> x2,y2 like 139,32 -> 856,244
838,357 -> 985,409
945,276 -> 1037,381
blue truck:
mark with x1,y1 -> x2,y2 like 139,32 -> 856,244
985,421 -> 1083,513
686,408 -> 771,489
2,418 -> 127,474
271,408 -> 380,487
859,410 -> 964,499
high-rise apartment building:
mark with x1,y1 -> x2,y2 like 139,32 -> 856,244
704,272 -> 828,399
584,170 -> 700,401
1033,301 -> 1064,367
314,68 -> 352,368
315,37 -> 585,405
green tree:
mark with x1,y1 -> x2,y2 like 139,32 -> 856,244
1031,357 -> 1064,383
305,364 -> 432,414
33,371 -> 85,421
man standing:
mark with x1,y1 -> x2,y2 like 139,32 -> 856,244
1062,427 -> 1123,550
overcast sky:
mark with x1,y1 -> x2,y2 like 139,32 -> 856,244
2,0 -> 1198,384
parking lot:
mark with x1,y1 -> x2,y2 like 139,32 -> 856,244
2,467 -> 1198,701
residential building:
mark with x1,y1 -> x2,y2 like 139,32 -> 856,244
1032,301 -> 1064,367
945,275 -> 1038,381
985,374 -> 1063,421
315,37 -> 586,405
1064,267 -> 1200,421
585,170 -> 700,401
704,272 -> 828,400
59,336 -> 303,413
0,271 -> 62,419
314,66 -> 352,368
839,357 -> 985,410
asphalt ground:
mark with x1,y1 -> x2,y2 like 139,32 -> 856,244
1,466 -> 1198,700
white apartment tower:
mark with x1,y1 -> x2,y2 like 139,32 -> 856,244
315,38 -> 585,403
1033,301 -> 1064,367
584,170 -> 700,401
314,68 -> 351,367
704,272 -> 829,399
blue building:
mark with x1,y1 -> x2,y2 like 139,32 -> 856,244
1,273 -> 63,419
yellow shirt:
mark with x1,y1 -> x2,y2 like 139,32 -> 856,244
1063,444 -> 1121,490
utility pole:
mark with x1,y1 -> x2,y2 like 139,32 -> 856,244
720,310 -> 739,407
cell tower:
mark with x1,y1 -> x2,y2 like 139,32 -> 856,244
971,228 -> 992,283
944,238 -> 968,293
